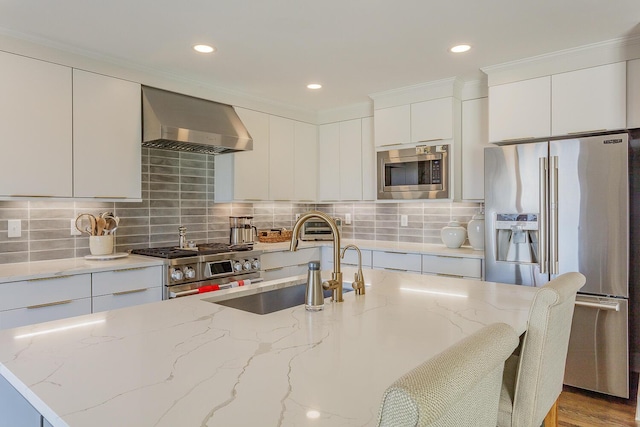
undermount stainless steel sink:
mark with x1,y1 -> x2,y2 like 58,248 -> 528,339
210,283 -> 353,315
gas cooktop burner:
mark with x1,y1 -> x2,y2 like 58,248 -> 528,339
130,243 -> 254,259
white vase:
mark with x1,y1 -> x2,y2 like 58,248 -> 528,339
441,220 -> 466,249
467,213 -> 485,250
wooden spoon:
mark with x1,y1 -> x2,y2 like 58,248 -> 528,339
96,217 -> 107,236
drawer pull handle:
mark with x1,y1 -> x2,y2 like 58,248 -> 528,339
384,251 -> 407,255
113,267 -> 147,273
499,137 -> 534,143
27,300 -> 72,309
28,275 -> 73,282
296,263 -> 310,267
436,273 -> 464,278
436,255 -> 461,259
113,288 -> 148,296
384,267 -> 407,272
264,267 -> 284,272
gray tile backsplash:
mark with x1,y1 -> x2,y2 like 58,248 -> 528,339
0,148 -> 481,264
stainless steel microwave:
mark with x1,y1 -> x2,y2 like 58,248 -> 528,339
377,144 -> 449,200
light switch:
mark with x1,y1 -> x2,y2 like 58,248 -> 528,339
7,219 -> 21,238
400,215 -> 408,227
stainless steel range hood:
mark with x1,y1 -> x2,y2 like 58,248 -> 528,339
142,86 -> 252,155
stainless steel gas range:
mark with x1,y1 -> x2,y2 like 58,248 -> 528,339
131,243 -> 262,299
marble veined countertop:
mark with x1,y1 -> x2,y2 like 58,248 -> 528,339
0,268 -> 535,427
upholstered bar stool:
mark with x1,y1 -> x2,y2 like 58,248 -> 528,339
377,322 -> 519,427
498,272 -> 585,427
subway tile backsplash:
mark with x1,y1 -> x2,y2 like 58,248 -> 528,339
0,148 -> 481,264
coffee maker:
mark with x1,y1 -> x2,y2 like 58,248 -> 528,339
229,216 -> 256,245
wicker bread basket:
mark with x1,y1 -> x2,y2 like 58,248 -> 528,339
258,229 -> 293,243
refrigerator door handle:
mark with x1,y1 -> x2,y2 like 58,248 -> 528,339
549,155 -> 559,275
575,300 -> 621,312
539,157 -> 548,274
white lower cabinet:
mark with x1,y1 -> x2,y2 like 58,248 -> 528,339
0,375 -> 42,427
372,251 -> 422,273
0,274 -> 91,330
92,266 -> 163,313
321,246 -> 372,270
422,254 -> 482,280
261,248 -> 321,281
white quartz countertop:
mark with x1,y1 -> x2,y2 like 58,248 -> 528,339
0,268 -> 535,427
255,238 -> 484,258
0,255 -> 165,284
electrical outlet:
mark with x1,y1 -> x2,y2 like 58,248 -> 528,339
7,220 -> 21,238
295,213 -> 301,221
71,218 -> 81,236
400,215 -> 408,227
345,213 -> 352,225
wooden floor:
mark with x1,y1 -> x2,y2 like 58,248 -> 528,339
557,374 -> 639,427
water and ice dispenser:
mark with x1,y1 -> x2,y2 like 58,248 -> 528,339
495,214 -> 539,264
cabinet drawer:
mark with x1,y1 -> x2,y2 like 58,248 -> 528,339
0,274 -> 91,311
372,251 -> 421,272
92,266 -> 162,296
261,248 -> 320,270
0,298 -> 91,330
92,287 -> 162,313
422,255 -> 482,278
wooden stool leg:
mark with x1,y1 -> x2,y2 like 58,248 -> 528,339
543,398 -> 559,427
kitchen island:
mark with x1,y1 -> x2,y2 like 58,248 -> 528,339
0,268 -> 537,426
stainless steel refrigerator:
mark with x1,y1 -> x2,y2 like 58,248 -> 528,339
484,132 -> 629,398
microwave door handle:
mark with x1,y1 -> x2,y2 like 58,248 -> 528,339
539,157 -> 548,274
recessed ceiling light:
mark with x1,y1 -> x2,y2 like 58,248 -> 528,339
450,44 -> 471,53
193,44 -> 216,54
307,83 -> 322,90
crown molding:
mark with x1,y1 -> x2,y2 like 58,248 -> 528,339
482,34 -> 640,86
369,76 -> 464,109
316,102 -> 373,124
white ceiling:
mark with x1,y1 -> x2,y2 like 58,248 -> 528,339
1,1 -> 639,112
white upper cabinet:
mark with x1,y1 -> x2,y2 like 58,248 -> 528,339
294,121 -> 318,201
488,76 -> 551,143
233,108 -> 270,200
461,97 -> 490,200
0,51 -> 73,197
339,119 -> 363,201
318,122 -> 341,200
551,62 -> 626,136
361,117 -> 376,200
629,59 -> 640,129
318,118 -> 368,201
374,105 -> 410,148
268,116 -> 295,200
73,70 -> 141,199
411,97 -> 454,143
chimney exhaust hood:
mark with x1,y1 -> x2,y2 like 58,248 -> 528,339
141,86 -> 253,155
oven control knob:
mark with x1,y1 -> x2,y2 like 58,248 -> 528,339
233,261 -> 243,272
171,268 -> 184,281
251,259 -> 260,270
242,260 -> 252,271
184,267 -> 196,280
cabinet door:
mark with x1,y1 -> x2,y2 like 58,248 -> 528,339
0,375 -> 42,427
461,98 -> 490,200
318,123 -> 341,201
294,121 -> 318,201
488,76 -> 551,143
374,105 -> 410,148
0,274 -> 91,311
92,266 -> 162,296
339,119 -> 363,200
234,108 -> 270,200
552,62 -> 626,136
73,70 -> 141,199
628,59 -> 640,129
0,298 -> 92,330
0,51 -> 72,197
361,117 -> 376,200
92,287 -> 162,313
269,116 -> 295,200
411,98 -> 454,143
422,255 -> 482,279
372,251 -> 421,272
